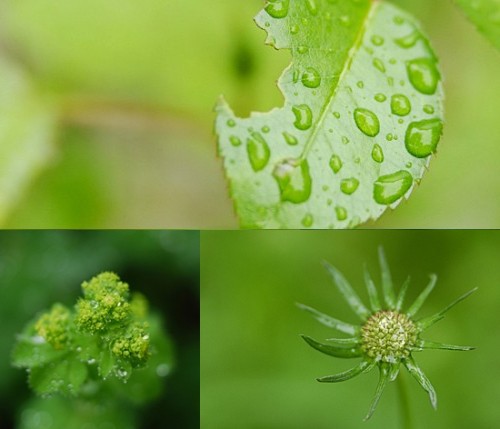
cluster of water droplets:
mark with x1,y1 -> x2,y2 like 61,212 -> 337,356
219,1 -> 443,228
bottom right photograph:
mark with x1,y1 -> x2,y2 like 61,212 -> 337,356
201,230 -> 499,429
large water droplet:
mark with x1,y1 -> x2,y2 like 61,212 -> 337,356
335,206 -> 347,221
247,132 -> 271,171
391,94 -> 411,116
292,104 -> 313,130
283,132 -> 298,146
329,154 -> 342,174
265,0 -> 289,19
405,119 -> 443,158
395,31 -> 421,48
302,213 -> 314,227
374,170 -> 413,205
407,58 -> 440,95
372,144 -> 384,163
340,178 -> 360,195
354,108 -> 380,137
301,67 -> 321,88
273,158 -> 312,203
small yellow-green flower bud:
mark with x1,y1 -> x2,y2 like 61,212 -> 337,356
35,304 -> 71,350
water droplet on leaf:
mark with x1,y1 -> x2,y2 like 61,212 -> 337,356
265,0 -> 289,19
405,119 -> 443,158
341,178 -> 360,195
301,213 -> 314,227
374,170 -> 413,204
230,136 -> 242,147
391,94 -> 411,116
282,132 -> 298,146
335,206 -> 348,221
372,144 -> 384,163
301,67 -> 321,88
329,155 -> 342,173
273,158 -> 312,203
247,132 -> 271,171
407,58 -> 440,95
354,108 -> 380,137
292,104 -> 313,130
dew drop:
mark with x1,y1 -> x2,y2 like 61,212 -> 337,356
407,58 -> 440,95
373,58 -> 386,73
386,133 -> 393,141
262,126 -> 270,133
374,170 -> 413,205
282,132 -> 298,146
306,0 -> 318,15
265,0 -> 289,19
405,118 -> 443,158
230,135 -> 242,147
374,93 -> 387,102
341,136 -> 350,145
247,132 -> 271,171
393,16 -> 405,25
333,111 -> 341,119
329,154 -> 343,173
341,178 -> 360,195
292,104 -> 313,130
372,144 -> 384,163
273,158 -> 312,203
423,104 -> 435,114
302,213 -> 314,227
227,119 -> 236,127
354,108 -> 380,137
297,45 -> 309,54
340,15 -> 351,26
391,94 -> 411,116
335,206 -> 348,221
301,67 -> 322,88
371,35 -> 384,46
357,81 -> 364,88
395,31 -> 421,49
291,24 -> 299,34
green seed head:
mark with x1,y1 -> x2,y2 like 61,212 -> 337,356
361,310 -> 418,363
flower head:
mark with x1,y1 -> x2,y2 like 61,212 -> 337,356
299,247 -> 476,420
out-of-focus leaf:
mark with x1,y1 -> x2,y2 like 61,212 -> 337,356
455,0 -> 500,50
11,333 -> 67,368
216,0 -> 444,228
0,57 -> 58,224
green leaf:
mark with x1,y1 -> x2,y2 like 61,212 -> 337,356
407,273 -> 437,317
364,363 -> 390,420
0,57 -> 58,224
403,355 -> 437,409
455,0 -> 500,50
300,334 -> 362,358
216,0 -> 444,228
296,302 -> 359,335
12,334 -> 68,368
317,359 -> 375,383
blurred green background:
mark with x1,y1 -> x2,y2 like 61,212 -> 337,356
0,0 -> 498,228
0,230 -> 199,429
201,230 -> 500,428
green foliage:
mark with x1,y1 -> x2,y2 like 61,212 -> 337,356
300,248 -> 476,420
455,0 -> 500,50
12,272 -> 173,400
216,0 -> 444,228
0,57 -> 57,224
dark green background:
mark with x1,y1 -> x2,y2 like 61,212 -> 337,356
201,230 -> 499,428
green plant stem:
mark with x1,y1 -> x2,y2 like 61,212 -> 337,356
397,373 -> 413,429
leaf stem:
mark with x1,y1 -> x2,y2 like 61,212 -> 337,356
397,372 -> 413,429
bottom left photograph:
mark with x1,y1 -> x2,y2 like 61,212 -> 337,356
0,231 -> 199,429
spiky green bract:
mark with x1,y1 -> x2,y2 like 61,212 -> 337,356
299,249 -> 476,420
11,272 -> 171,398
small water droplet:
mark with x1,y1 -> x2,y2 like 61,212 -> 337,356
342,136 -> 349,144
301,67 -> 321,88
227,119 -> 236,127
247,132 -> 271,171
262,126 -> 270,133
371,35 -> 384,46
374,93 -> 387,102
386,133 -> 394,141
393,16 -> 405,25
306,0 -> 318,15
406,161 -> 413,168
292,104 -> 313,130
335,206 -> 348,221
405,118 -> 443,158
230,135 -> 242,147
265,0 -> 289,19
341,178 -> 360,195
297,45 -> 309,54
373,58 -> 386,73
333,111 -> 340,119
301,213 -> 314,227
395,31 -> 421,49
354,108 -> 380,137
391,94 -> 411,116
374,170 -> 413,205
423,104 -> 435,114
273,158 -> 312,203
329,154 -> 343,173
407,58 -> 440,95
357,81 -> 364,88
291,24 -> 299,34
156,363 -> 171,377
282,132 -> 298,146
372,144 -> 384,163
340,15 -> 351,26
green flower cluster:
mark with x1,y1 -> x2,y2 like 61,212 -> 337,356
34,303 -> 71,350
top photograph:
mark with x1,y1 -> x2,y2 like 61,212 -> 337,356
0,0 -> 498,229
